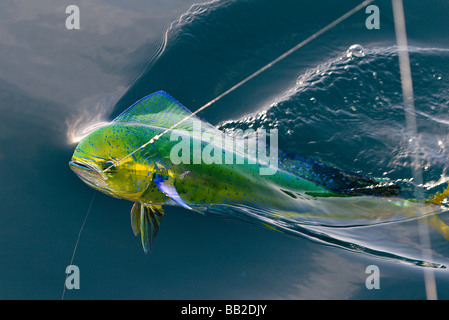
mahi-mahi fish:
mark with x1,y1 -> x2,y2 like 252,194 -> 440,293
69,91 -> 449,253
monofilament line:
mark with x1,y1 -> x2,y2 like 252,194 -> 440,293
61,191 -> 96,300
103,0 -> 375,173
392,0 -> 438,300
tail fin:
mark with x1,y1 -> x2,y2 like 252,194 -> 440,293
424,184 -> 449,240
428,184 -> 449,205
424,214 -> 449,240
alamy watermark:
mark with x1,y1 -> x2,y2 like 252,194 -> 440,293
365,5 -> 380,30
65,265 -> 80,290
169,122 -> 278,176
365,265 -> 380,289
66,5 -> 80,30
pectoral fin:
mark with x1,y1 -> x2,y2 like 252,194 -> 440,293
154,175 -> 192,210
130,202 -> 141,236
130,203 -> 164,253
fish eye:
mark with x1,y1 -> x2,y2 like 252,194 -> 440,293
104,160 -> 114,167
102,160 -> 117,173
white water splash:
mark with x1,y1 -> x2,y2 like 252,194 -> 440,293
66,90 -> 123,144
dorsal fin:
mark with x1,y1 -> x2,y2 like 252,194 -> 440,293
113,91 -> 218,133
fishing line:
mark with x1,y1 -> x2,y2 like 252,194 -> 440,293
103,0 -> 375,173
61,191 -> 96,300
392,0 -> 438,300
89,0 -> 439,298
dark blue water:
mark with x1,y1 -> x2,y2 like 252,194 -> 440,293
1,0 -> 449,299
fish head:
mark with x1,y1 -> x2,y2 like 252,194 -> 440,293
69,124 -> 155,201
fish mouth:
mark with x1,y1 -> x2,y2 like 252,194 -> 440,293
69,159 -> 107,181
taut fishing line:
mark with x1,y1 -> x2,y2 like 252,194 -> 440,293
103,0 -> 375,173
62,191 -> 96,300
67,0 -> 375,298
67,0 -> 440,300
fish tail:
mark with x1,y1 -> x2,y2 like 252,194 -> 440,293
420,183 -> 449,240
423,214 -> 449,240
427,183 -> 449,205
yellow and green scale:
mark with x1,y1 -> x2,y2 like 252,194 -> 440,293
70,91 -> 449,253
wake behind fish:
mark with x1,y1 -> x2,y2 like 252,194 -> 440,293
213,45 -> 449,268
205,199 -> 448,269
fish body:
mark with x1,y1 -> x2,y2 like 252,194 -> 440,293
69,91 -> 449,253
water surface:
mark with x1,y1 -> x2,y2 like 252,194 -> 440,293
1,0 -> 449,299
